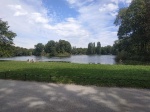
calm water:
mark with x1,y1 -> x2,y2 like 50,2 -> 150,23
0,55 -> 116,65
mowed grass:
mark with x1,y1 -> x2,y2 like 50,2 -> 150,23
0,61 -> 150,88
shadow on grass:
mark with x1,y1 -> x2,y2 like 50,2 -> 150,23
0,60 -> 11,62
0,67 -> 150,88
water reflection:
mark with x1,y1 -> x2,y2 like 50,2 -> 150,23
0,55 -> 116,65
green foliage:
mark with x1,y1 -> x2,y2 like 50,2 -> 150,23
116,50 -> 128,61
43,40 -> 71,57
101,45 -> 113,55
87,42 -> 96,54
0,19 -> 17,57
86,42 -> 117,55
57,40 -> 71,54
96,42 -> 101,55
115,0 -> 150,61
87,42 -> 102,55
45,40 -> 55,53
0,61 -> 150,88
0,19 -> 16,45
13,47 -> 33,56
33,43 -> 44,56
71,47 -> 87,55
45,40 -> 57,56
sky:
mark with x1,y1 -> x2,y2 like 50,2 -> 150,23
0,0 -> 132,48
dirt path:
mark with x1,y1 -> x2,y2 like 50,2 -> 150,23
0,79 -> 150,112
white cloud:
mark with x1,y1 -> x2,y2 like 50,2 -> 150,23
65,0 -> 132,47
0,0 -> 132,48
99,3 -> 118,17
99,3 -> 118,12
44,17 -> 90,39
67,0 -> 94,7
126,0 -> 132,4
8,4 -> 22,10
29,13 -> 49,24
0,0 -> 54,48
8,4 -> 28,16
14,11 -> 28,16
74,1 -> 118,46
112,0 -> 132,6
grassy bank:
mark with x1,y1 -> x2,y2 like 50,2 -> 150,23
0,61 -> 150,88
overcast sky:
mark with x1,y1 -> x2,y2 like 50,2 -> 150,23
0,0 -> 132,48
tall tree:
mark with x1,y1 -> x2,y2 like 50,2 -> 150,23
0,19 -> 17,57
0,19 -> 16,45
96,42 -> 101,54
56,40 -> 71,54
45,40 -> 56,56
87,42 -> 93,54
34,43 -> 44,56
115,0 -> 150,61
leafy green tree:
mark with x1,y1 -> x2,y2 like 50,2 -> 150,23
45,40 -> 55,53
87,43 -> 92,54
0,19 -> 16,45
34,43 -> 44,56
45,40 -> 56,56
56,40 -> 71,54
96,42 -> 101,55
71,47 -> 87,55
0,19 -> 17,57
115,0 -> 150,61
101,46 -> 113,55
71,46 -> 77,55
87,42 -> 96,55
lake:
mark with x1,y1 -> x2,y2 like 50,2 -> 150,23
0,55 -> 116,65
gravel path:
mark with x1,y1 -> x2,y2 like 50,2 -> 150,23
0,79 -> 150,112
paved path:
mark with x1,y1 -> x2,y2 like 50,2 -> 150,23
0,79 -> 150,112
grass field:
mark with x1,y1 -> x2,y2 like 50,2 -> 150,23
0,61 -> 150,88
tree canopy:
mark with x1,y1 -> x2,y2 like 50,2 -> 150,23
34,43 -> 45,56
87,42 -> 101,55
0,19 -> 16,45
0,19 -> 17,57
114,0 -> 150,61
34,40 -> 72,56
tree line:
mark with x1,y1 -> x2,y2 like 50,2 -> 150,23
33,41 -> 117,56
0,45 -> 32,57
86,42 -> 116,55
87,42 -> 101,55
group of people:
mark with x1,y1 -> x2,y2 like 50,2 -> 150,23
27,59 -> 35,63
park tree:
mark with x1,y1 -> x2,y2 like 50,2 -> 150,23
71,47 -> 87,55
0,19 -> 17,57
45,40 -> 56,56
0,19 -> 16,45
34,43 -> 44,56
101,46 -> 113,55
96,42 -> 101,55
87,42 -> 96,55
56,40 -> 71,54
114,0 -> 150,61
87,43 -> 92,54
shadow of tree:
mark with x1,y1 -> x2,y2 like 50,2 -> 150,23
0,79 -> 150,112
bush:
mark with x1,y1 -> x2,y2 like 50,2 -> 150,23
116,50 -> 128,61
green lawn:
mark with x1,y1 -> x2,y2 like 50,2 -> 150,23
0,61 -> 150,88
